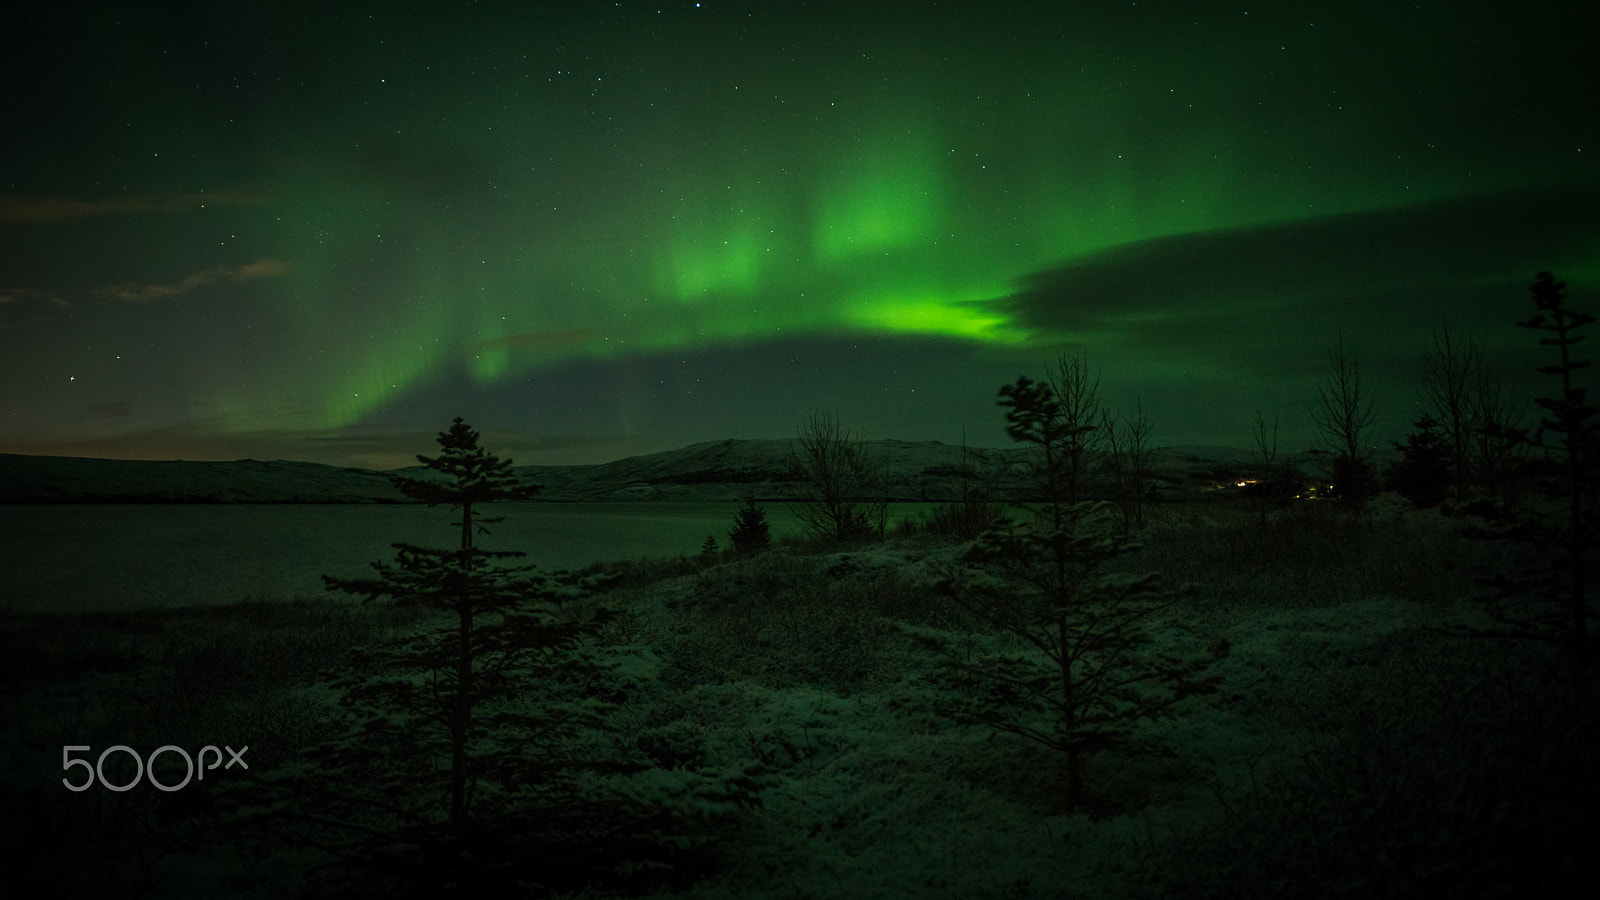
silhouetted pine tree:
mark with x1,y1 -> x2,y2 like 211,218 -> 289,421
1460,273 -> 1600,697
232,419 -> 769,897
905,376 -> 1219,809
728,494 -> 771,554
1388,415 -> 1450,509
336,419 -> 556,831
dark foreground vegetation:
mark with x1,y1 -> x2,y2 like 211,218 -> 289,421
2,493 -> 1593,899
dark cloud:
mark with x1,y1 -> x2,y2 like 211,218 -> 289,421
1004,187 -> 1597,330
998,186 -> 1600,380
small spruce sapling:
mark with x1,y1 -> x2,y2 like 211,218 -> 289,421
729,494 -> 771,554
1388,415 -> 1451,509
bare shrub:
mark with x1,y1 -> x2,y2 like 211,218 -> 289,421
789,411 -> 886,542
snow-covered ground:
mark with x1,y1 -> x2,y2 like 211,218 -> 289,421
4,488 -> 1593,899
3,503 -> 1584,899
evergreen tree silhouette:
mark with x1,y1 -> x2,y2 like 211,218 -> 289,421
907,376 -> 1218,809
1462,273 -> 1600,697
324,418 -> 583,836
1388,415 -> 1450,508
728,493 -> 771,554
231,419 -> 769,896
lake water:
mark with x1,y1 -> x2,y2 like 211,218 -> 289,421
0,502 -> 935,614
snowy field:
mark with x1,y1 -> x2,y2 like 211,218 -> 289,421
2,499 -> 1592,898
0,502 -> 939,613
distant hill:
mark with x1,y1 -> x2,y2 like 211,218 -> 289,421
0,440 -> 1331,504
0,454 -> 407,504
504,439 -> 1032,502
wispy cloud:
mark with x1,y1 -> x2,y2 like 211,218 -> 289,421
0,286 -> 69,306
232,259 -> 291,280
0,190 -> 268,223
0,286 -> 71,326
100,258 -> 293,304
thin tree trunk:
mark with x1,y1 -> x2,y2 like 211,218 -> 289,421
451,499 -> 475,832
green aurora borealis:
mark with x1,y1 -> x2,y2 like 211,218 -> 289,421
2,0 -> 1597,466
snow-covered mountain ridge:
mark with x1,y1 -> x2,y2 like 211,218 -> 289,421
0,440 -> 1322,504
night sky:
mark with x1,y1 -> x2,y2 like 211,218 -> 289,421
3,1 -> 1596,468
